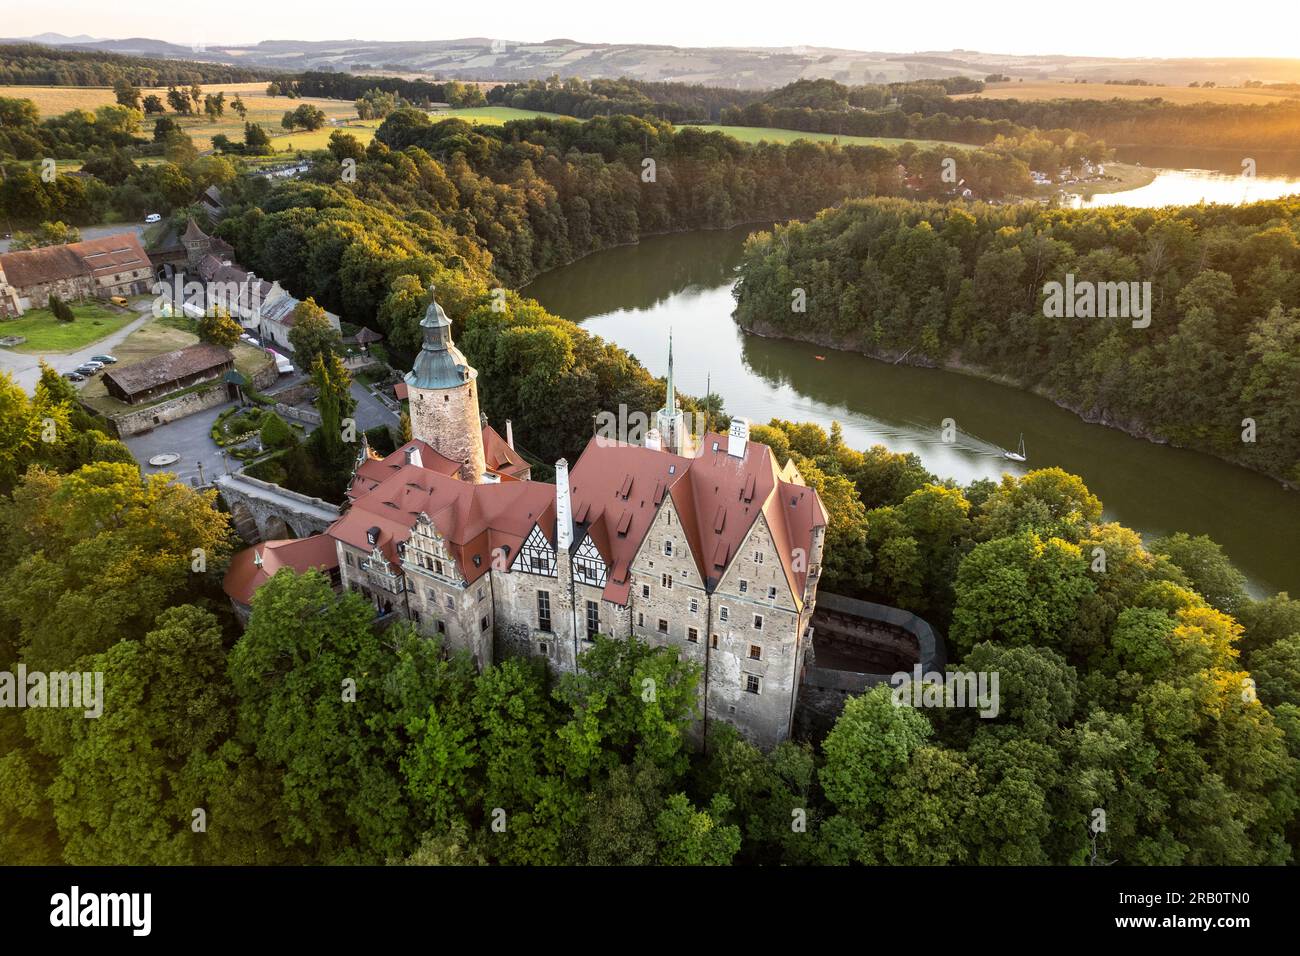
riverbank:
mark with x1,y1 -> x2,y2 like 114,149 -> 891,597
737,316 -> 1296,492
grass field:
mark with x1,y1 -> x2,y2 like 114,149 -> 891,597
955,81 -> 1300,105
5,82 -> 361,151
2,302 -> 134,353
269,120 -> 383,152
687,124 -> 973,150
433,106 -> 572,124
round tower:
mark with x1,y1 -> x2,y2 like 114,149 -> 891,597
404,288 -> 486,482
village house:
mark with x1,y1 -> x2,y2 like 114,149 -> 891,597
0,233 -> 153,318
224,291 -> 826,748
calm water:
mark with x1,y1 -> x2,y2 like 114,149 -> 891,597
526,224 -> 1300,598
1071,167 -> 1300,208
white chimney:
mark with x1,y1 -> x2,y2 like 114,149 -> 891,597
404,445 -> 423,468
727,418 -> 750,458
644,427 -> 662,451
555,458 -> 573,550
505,419 -> 514,449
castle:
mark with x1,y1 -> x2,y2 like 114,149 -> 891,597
225,292 -> 827,748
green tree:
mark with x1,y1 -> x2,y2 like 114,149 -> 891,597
198,307 -> 242,348
287,297 -> 341,371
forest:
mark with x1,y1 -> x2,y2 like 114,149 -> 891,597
0,43 -> 271,87
732,198 -> 1300,485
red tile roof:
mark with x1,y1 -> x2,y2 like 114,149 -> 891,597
482,424 -> 530,480
222,535 -> 339,606
333,440 -> 554,584
0,231 -> 149,288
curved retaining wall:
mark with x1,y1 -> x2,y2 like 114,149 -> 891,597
795,591 -> 947,740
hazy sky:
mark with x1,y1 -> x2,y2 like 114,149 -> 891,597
7,0 -> 1299,59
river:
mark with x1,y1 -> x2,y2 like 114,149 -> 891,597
525,176 -> 1300,596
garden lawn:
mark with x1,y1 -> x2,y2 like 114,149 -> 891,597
2,302 -> 134,353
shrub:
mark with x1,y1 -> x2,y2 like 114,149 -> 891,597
259,412 -> 296,450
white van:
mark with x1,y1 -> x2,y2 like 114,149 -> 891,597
275,354 -> 294,375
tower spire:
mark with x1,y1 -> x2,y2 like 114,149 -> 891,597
665,328 -> 676,415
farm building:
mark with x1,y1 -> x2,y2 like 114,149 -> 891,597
102,342 -> 234,405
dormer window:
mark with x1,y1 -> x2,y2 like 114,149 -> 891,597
366,526 -> 380,546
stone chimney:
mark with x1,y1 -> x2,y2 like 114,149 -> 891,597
505,419 -> 514,449
404,444 -> 424,468
727,417 -> 750,459
555,458 -> 573,551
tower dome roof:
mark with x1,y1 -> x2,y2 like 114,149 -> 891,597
404,288 -> 477,390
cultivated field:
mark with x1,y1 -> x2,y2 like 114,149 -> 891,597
955,81 -> 1300,105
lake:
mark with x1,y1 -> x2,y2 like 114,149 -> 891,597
525,216 -> 1300,598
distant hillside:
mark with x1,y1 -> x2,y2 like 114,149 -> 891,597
6,35 -> 1300,90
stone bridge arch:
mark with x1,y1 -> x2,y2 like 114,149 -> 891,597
216,473 -> 341,544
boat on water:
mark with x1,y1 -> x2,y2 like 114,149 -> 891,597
1003,434 -> 1027,463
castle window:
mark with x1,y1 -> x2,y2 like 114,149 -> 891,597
657,619 -> 668,634
719,606 -> 729,622
661,574 -> 673,589
663,540 -> 673,556
480,616 -> 489,632
539,642 -> 549,655
426,588 -> 436,601
478,587 -> 485,603
437,621 -> 446,634
435,559 -> 444,575
443,395 -> 449,402
749,644 -> 762,660
688,627 -> 699,643
642,584 -> 650,599
689,598 -> 699,614
739,580 -> 748,594
711,634 -> 719,649
537,590 -> 552,632
445,595 -> 454,610
754,615 -> 764,630
637,613 -> 645,627
745,674 -> 761,695
346,553 -> 354,567
754,551 -> 764,564
768,586 -> 777,600
586,601 -> 599,640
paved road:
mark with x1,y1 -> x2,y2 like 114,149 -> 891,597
124,397 -> 241,487
0,301 -> 154,394
0,223 -> 145,255
351,380 -> 400,433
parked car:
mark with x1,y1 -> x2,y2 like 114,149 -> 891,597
62,372 -> 85,383
74,366 -> 97,376
90,354 -> 117,364
144,213 -> 162,224
239,333 -> 258,345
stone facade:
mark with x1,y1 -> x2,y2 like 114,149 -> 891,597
407,381 -> 486,483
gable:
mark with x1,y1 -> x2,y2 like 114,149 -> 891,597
512,523 -> 557,577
